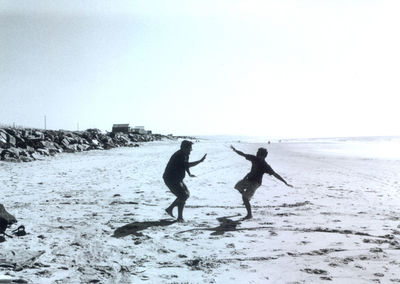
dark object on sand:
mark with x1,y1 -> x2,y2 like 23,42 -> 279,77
0,216 -> 13,240
13,225 -> 26,237
0,205 -> 20,241
0,204 -> 17,225
0,216 -> 7,233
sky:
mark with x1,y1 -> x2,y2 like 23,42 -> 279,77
1,0 -> 400,139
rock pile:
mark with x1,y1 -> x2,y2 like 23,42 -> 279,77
0,128 -> 167,162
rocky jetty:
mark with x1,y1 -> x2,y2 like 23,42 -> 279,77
0,128 -> 169,162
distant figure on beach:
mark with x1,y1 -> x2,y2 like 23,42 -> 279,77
163,140 -> 207,222
231,145 -> 293,220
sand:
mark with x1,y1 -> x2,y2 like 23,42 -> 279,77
1,138 -> 400,283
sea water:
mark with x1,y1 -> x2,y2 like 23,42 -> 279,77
200,135 -> 400,160
285,136 -> 400,160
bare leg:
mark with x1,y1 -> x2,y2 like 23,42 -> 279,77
177,201 -> 185,222
242,196 -> 252,219
166,199 -> 179,217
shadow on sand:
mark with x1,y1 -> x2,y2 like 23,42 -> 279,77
113,219 -> 177,238
210,215 -> 242,236
177,214 -> 242,236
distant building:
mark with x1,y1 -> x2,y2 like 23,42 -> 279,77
112,124 -> 130,133
132,126 -> 147,135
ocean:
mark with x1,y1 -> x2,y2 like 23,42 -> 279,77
199,135 -> 400,160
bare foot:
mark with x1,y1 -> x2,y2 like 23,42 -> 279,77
177,217 -> 185,223
242,215 -> 253,220
165,208 -> 174,218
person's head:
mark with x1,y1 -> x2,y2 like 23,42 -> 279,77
180,140 -> 193,155
256,147 -> 268,159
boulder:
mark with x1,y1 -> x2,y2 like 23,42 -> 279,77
15,135 -> 27,148
64,144 -> 78,153
26,146 -> 35,153
25,135 -> 43,147
3,128 -> 17,136
79,144 -> 90,151
36,148 -> 50,156
1,147 -> 20,161
91,139 -> 99,147
37,141 -> 59,154
6,134 -> 16,147
32,130 -> 45,140
61,137 -> 70,148
0,130 -> 8,146
0,127 -> 168,162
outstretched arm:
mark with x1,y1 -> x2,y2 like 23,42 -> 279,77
188,154 -> 207,168
272,172 -> 293,187
231,145 -> 247,157
186,154 -> 207,177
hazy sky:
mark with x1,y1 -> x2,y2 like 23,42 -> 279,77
1,0 -> 399,138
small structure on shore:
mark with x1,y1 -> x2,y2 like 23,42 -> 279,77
132,126 -> 147,135
112,124 -> 130,134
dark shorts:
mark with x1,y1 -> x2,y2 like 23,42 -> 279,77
234,179 -> 261,200
164,177 -> 190,202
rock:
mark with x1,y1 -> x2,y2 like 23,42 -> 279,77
0,130 -> 8,147
24,135 -> 42,148
0,147 -> 20,161
91,139 -> 99,146
37,141 -> 58,151
0,127 -> 170,162
3,128 -> 16,136
15,135 -> 27,148
6,134 -> 16,147
36,148 -> 50,156
32,131 -> 44,140
26,146 -> 35,154
60,137 -> 70,148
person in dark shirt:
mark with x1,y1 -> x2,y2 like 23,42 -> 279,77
163,140 -> 207,222
231,145 -> 293,220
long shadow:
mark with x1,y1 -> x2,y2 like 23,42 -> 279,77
113,219 -> 177,238
210,215 -> 243,236
177,214 -> 242,236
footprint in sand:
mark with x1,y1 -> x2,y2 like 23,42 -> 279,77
301,268 -> 328,275
269,231 -> 278,236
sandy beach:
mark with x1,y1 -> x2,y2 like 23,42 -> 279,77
1,138 -> 400,283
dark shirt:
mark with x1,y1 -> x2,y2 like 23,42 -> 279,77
244,154 -> 274,184
163,149 -> 189,182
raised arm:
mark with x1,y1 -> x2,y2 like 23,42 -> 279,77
231,145 -> 247,157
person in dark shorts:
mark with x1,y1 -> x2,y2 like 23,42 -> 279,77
231,145 -> 293,220
163,140 -> 207,222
